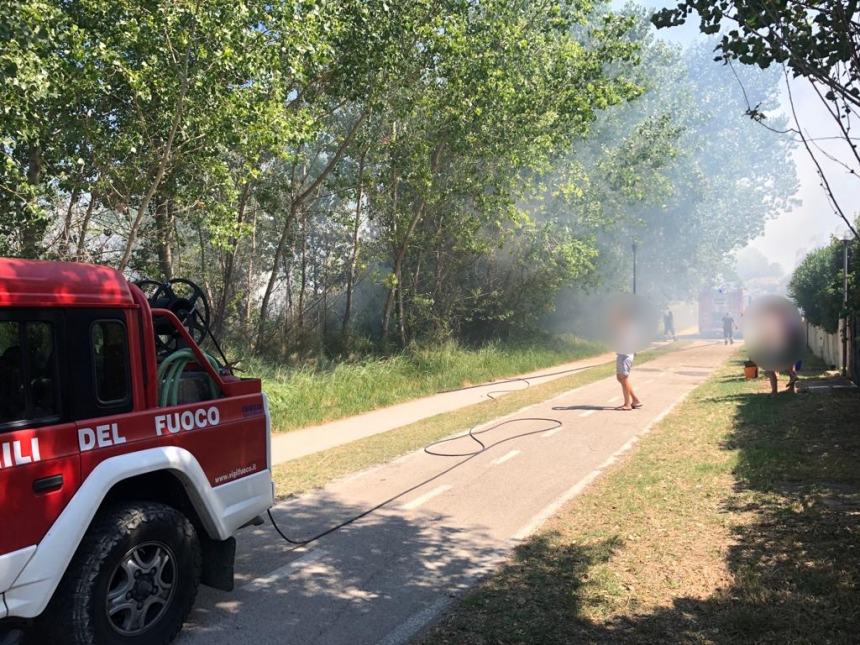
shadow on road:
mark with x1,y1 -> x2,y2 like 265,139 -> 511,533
180,491 -> 507,644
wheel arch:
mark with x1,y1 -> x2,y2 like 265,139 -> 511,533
5,447 -> 228,618
98,470 -> 237,592
100,470 -> 207,538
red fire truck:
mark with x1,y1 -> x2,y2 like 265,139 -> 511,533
0,259 -> 273,644
698,286 -> 745,338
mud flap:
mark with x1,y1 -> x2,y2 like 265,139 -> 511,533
200,536 -> 236,591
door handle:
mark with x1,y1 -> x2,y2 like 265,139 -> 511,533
33,474 -> 63,493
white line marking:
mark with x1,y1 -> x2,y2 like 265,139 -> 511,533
578,409 -> 597,418
377,597 -> 452,645
513,388 -> 698,541
241,549 -> 326,592
541,427 -> 562,438
377,549 -> 511,645
492,449 -> 521,465
608,395 -> 621,403
401,484 -> 452,510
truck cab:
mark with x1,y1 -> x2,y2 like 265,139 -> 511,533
0,258 -> 273,644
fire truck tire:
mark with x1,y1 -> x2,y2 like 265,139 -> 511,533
38,502 -> 202,645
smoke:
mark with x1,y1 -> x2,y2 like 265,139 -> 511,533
531,20 -> 797,343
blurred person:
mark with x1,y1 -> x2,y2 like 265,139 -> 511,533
743,295 -> 804,396
722,312 -> 736,345
612,304 -> 642,411
663,308 -> 676,341
765,365 -> 798,395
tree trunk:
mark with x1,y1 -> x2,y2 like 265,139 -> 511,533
381,144 -> 441,340
154,197 -> 175,278
75,194 -> 97,261
196,220 -> 214,307
21,145 -> 43,258
214,181 -> 252,335
241,205 -> 258,341
381,156 -> 400,341
343,149 -> 366,333
256,202 -> 297,349
59,187 -> 81,259
255,110 -> 367,349
322,261 -> 328,342
398,273 -> 407,346
299,208 -> 307,332
382,200 -> 427,340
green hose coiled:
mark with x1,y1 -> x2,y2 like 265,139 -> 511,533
157,349 -> 221,406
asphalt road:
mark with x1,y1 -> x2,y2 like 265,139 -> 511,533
179,340 -> 734,645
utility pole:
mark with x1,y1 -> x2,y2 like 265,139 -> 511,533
632,241 -> 638,295
842,234 -> 850,377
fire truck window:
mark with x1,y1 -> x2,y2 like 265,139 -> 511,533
0,322 -> 25,423
26,322 -> 57,418
92,321 -> 129,404
0,320 -> 58,426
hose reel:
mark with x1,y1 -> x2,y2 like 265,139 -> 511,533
134,278 -> 212,355
134,277 -> 228,405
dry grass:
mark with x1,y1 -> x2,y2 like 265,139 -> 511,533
423,352 -> 860,644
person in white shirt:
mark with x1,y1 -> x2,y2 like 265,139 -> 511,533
612,306 -> 642,411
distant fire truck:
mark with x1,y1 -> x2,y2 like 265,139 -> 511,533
698,287 -> 745,337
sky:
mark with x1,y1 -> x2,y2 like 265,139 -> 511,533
628,1 -> 858,274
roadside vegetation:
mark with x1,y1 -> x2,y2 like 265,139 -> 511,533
271,344 -> 676,496
423,352 -> 860,644
3,2 -> 795,363
789,230 -> 859,334
258,335 -> 604,432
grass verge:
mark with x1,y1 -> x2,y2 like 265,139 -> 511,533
272,344 -> 675,498
255,336 -> 605,433
422,352 -> 860,644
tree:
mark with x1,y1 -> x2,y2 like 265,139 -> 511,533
789,235 -> 858,332
0,0 -> 82,256
365,0 -> 642,342
541,12 -> 798,336
652,0 -> 860,239
2,1 -> 802,360
735,247 -> 785,282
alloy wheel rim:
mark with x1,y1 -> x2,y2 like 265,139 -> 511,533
105,541 -> 177,636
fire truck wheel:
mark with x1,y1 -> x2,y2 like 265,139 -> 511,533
39,502 -> 202,645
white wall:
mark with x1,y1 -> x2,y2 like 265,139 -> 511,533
805,321 -> 847,371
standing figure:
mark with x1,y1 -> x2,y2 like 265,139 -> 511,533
612,305 -> 643,411
663,308 -> 676,341
722,312 -> 736,345
766,365 -> 799,394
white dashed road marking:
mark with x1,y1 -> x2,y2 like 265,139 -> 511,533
578,409 -> 597,418
491,449 -> 521,465
401,485 -> 452,510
